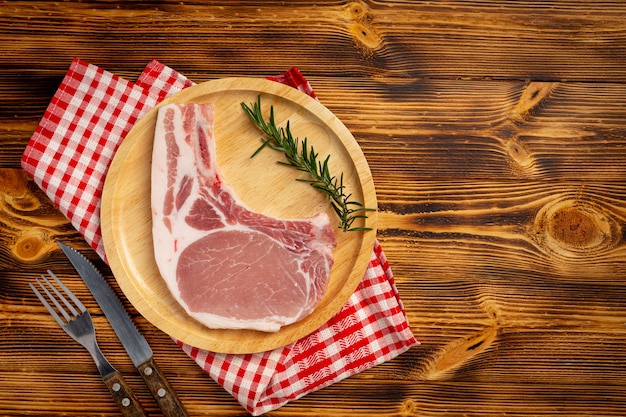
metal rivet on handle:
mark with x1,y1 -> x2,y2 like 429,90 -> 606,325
112,383 -> 121,392
143,366 -> 153,376
121,398 -> 131,407
158,388 -> 166,397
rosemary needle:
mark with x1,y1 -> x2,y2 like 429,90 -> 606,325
241,95 -> 373,232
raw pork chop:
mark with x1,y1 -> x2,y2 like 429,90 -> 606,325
151,103 -> 337,332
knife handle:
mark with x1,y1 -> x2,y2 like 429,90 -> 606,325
138,357 -> 189,417
102,370 -> 148,417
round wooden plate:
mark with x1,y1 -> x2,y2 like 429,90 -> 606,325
101,77 -> 377,354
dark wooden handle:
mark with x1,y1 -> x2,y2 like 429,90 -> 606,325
102,371 -> 148,417
138,357 -> 189,417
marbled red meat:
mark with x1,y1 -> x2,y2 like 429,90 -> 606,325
151,103 -> 336,332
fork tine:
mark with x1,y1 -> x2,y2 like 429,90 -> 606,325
30,271 -> 149,416
29,280 -> 66,327
47,270 -> 86,315
38,275 -> 76,322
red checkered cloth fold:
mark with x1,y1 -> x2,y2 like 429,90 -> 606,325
21,59 -> 418,415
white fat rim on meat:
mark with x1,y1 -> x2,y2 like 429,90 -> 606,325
151,103 -> 334,332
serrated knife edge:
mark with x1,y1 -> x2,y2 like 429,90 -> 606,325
57,241 -> 189,417
57,241 -> 152,365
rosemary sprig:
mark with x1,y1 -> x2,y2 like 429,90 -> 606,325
241,95 -> 373,232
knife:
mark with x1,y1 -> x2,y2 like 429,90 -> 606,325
58,241 -> 189,417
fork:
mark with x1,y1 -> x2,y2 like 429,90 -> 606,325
30,271 -> 148,417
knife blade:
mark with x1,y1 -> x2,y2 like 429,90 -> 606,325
58,241 -> 189,417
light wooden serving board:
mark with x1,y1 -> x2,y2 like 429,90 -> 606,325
101,77 -> 377,354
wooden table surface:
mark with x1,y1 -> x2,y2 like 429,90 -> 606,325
2,1 -> 626,416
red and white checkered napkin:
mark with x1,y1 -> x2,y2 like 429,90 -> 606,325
21,59 -> 418,415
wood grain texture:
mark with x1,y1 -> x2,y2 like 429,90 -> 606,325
2,1 -> 626,416
2,0 -> 626,81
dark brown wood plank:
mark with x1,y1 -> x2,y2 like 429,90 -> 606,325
4,79 -> 626,184
3,1 -> 626,416
376,178 -> 626,279
2,1 -> 626,81
3,168 -> 626,415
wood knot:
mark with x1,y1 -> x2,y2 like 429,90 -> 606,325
344,1 -> 382,50
400,399 -> 418,414
346,1 -> 368,19
15,233 -> 45,262
13,228 -> 57,263
509,81 -> 557,122
532,196 -> 621,259
349,22 -> 382,49
549,207 -> 596,247
0,170 -> 41,211
0,170 -> 26,195
505,138 -> 535,175
425,325 -> 498,381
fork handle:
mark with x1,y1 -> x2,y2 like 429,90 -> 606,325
102,371 -> 148,417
